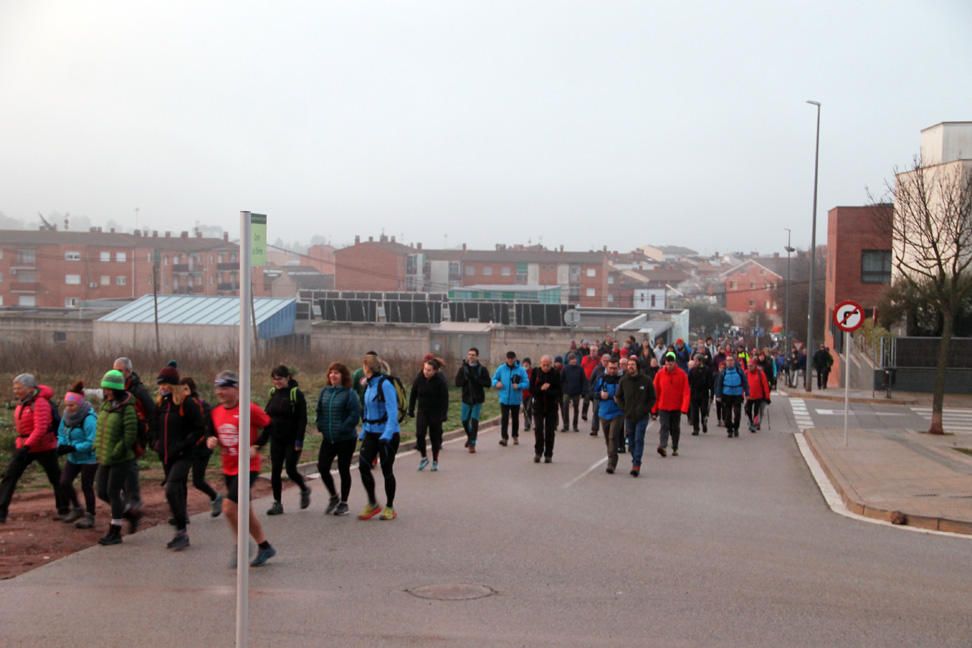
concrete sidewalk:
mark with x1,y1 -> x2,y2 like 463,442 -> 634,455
804,427 -> 972,535
782,387 -> 972,407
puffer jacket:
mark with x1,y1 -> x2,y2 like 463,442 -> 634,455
95,394 -> 138,466
317,385 -> 361,443
491,362 -> 529,406
747,366 -> 771,401
14,385 -> 58,453
561,363 -> 587,397
57,409 -> 98,465
652,366 -> 690,414
157,394 -> 205,465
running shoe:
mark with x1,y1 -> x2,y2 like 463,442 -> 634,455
211,493 -> 223,517
250,544 -> 276,567
513,437 -> 519,445
431,461 -> 439,472
657,447 -> 667,458
166,532 -> 190,551
357,503 -> 382,520
300,488 -> 311,510
333,502 -> 350,516
325,495 -> 340,515
630,465 -> 640,477
379,506 -> 397,521
418,457 -> 429,471
267,501 -> 284,516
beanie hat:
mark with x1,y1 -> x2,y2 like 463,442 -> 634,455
554,356 -> 563,364
156,364 -> 180,385
101,370 -> 126,391
665,352 -> 677,362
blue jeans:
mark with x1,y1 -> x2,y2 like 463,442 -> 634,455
461,402 -> 483,446
625,417 -> 649,467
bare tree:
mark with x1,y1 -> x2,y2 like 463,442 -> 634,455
884,158 -> 972,434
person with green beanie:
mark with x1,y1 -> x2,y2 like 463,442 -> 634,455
94,369 -> 139,546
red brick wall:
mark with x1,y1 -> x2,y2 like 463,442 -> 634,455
723,262 -> 782,325
334,243 -> 406,291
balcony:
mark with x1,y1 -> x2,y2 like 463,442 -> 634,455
217,282 -> 240,291
10,282 -> 38,293
217,262 -> 238,271
172,263 -> 190,273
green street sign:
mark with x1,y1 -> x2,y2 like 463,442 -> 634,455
250,213 -> 267,266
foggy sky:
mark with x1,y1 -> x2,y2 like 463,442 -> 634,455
1,1 -> 970,255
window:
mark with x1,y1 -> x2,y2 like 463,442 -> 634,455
729,281 -> 737,290
650,294 -> 657,308
100,251 -> 110,262
449,262 -> 461,280
0,271 -> 3,283
765,300 -> 771,310
586,288 -> 596,297
516,263 -> 527,282
64,251 -> 81,261
0,295 -> 3,306
116,275 -> 127,286
608,275 -> 615,285
65,274 -> 81,285
586,268 -> 597,278
861,250 -> 892,284
100,275 -> 110,286
500,266 -> 511,277
607,294 -> 615,303
16,270 -> 37,283
64,298 -> 80,308
482,266 -> 493,277
750,282 -> 755,289
748,299 -> 755,307
18,295 -> 36,307
16,249 -> 36,265
465,265 -> 475,276
53,331 -> 67,342
116,251 -> 127,263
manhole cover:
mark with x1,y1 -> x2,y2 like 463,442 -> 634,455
406,584 -> 495,601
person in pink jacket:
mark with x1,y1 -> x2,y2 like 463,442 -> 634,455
0,374 -> 67,523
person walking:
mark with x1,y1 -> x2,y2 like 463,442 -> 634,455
317,362 -> 361,516
580,347 -> 598,422
182,377 -> 223,518
111,357 -> 154,516
408,358 -> 448,471
94,370 -> 139,545
615,357 -> 655,477
155,364 -> 205,551
0,374 -> 67,524
492,351 -> 529,446
207,371 -> 277,567
813,344 -> 834,390
592,359 -> 623,473
520,358 -> 534,434
652,352 -> 690,457
588,353 -> 611,437
529,355 -> 562,463
688,355 -> 713,435
262,365 -> 311,516
57,382 -> 98,529
455,347 -> 490,453
745,361 -> 771,433
715,355 -> 749,438
358,354 -> 401,520
560,353 -> 586,432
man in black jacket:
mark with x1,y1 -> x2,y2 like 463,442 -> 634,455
455,347 -> 491,453
530,355 -> 562,463
687,355 -> 713,435
615,357 -> 656,477
560,353 -> 586,432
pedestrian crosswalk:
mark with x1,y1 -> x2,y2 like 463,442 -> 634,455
910,407 -> 972,434
789,397 -> 814,430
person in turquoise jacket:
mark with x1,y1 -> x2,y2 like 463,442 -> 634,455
491,351 -> 529,446
357,354 -> 400,521
57,382 -> 98,529
316,362 -> 361,517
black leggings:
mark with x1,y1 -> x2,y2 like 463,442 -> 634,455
96,461 -> 132,520
164,458 -> 192,531
415,412 -> 443,460
500,404 -> 520,441
61,461 -> 98,514
318,438 -> 356,502
358,434 -> 399,508
190,450 -> 218,500
269,436 -> 307,502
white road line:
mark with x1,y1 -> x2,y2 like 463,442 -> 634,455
912,407 -> 972,413
794,432 -> 971,541
562,456 -> 610,489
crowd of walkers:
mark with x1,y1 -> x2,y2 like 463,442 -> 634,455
1,333 -> 805,566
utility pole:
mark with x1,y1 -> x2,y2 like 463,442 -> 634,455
784,228 -> 794,353
152,248 -> 161,353
805,100 -> 821,392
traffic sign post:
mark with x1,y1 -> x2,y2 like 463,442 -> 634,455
833,300 -> 864,447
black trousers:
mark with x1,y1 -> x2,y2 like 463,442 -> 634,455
561,394 -> 580,430
164,457 -> 192,531
522,397 -> 533,430
415,411 -> 444,459
318,438 -> 356,502
500,404 -> 521,441
817,369 -> 830,389
689,395 -> 709,431
61,461 -> 98,514
0,449 -> 66,517
359,434 -> 399,507
533,409 -> 558,459
96,461 -> 133,520
722,396 -> 743,432
269,436 -> 307,502
190,450 -> 218,500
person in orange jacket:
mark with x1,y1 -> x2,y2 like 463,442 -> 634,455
745,361 -> 771,433
652,352 -> 691,457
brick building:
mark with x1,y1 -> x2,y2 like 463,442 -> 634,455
719,259 -> 783,327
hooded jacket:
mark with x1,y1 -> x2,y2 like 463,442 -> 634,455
361,373 -> 401,440
592,372 -> 622,421
491,361 -> 529,406
316,385 -> 361,444
746,366 -> 771,401
561,363 -> 587,397
57,405 -> 98,464
95,394 -> 138,466
14,384 -> 58,453
157,393 -> 206,465
652,366 -> 691,414
263,379 -> 308,446
456,362 -> 491,405
615,372 -> 656,421
408,370 -> 449,421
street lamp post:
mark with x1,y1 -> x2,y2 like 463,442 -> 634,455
784,227 -> 794,361
805,100 -> 821,392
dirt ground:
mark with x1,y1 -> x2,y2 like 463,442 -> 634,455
0,466 -> 272,580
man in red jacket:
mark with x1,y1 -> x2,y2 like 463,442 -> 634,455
0,374 -> 67,523
745,362 -> 771,433
652,352 -> 690,457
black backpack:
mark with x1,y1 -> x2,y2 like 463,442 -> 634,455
46,397 -> 61,437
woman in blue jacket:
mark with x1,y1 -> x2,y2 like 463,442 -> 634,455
57,382 -> 98,529
316,362 -> 361,517
358,354 -> 400,521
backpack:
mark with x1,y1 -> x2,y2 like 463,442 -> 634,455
45,397 -> 61,437
268,386 -> 299,414
374,375 -> 408,424
131,395 -> 152,458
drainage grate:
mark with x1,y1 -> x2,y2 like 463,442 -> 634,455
406,584 -> 496,601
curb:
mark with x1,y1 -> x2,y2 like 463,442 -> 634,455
802,429 -> 972,536
292,415 -> 502,480
777,389 -> 918,406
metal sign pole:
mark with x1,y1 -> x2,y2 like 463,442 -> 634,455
843,329 -> 850,447
237,211 -> 252,648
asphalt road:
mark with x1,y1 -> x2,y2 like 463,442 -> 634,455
2,398 -> 971,647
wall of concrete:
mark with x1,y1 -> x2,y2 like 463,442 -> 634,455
0,315 -> 94,346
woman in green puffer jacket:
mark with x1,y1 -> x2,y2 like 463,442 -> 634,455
315,362 -> 361,517
94,370 -> 139,546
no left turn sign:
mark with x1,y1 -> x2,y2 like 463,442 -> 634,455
833,300 -> 864,332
